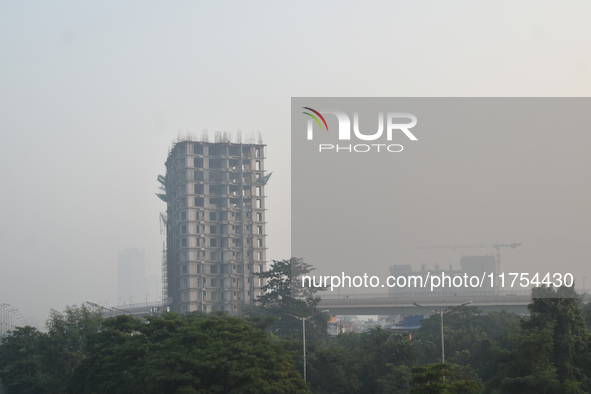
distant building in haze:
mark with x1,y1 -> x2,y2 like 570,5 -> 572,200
389,253 -> 500,295
117,248 -> 148,306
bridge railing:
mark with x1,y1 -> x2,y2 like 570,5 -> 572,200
317,289 -> 532,300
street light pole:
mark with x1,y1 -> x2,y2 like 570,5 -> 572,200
302,317 -> 307,380
414,301 -> 472,364
0,303 -> 7,335
288,315 -> 312,381
440,310 -> 445,363
285,309 -> 329,381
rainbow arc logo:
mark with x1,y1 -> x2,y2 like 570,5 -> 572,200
300,106 -> 418,153
302,107 -> 329,132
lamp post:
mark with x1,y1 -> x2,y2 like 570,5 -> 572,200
413,301 -> 472,363
7,308 -> 16,332
145,294 -> 149,306
0,303 -> 7,335
285,309 -> 329,381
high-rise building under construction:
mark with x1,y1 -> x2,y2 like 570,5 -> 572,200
158,136 -> 268,314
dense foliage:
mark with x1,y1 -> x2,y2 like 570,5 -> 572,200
2,261 -> 591,393
0,305 -> 102,394
0,308 -> 309,394
253,258 -> 328,341
69,312 -> 309,394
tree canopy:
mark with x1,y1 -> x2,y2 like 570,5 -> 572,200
0,304 -> 103,394
0,306 -> 309,394
252,258 -> 328,341
3,275 -> 591,394
69,312 -> 310,394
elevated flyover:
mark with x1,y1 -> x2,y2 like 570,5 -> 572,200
317,290 -> 534,315
98,291 -> 589,318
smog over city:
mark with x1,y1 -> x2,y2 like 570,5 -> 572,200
1,1 -> 590,326
1,4 -> 591,392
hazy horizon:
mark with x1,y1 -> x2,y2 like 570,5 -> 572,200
2,1 -> 591,328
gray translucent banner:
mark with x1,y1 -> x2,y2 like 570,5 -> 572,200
291,98 -> 591,311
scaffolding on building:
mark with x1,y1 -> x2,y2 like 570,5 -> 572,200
157,170 -> 169,307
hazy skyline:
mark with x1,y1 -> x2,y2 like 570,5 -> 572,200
1,1 -> 591,327
292,98 -> 591,300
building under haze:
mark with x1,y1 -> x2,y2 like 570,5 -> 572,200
160,136 -> 268,314
389,254 -> 500,295
117,249 -> 147,306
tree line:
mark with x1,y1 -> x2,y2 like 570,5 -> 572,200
1,258 -> 591,393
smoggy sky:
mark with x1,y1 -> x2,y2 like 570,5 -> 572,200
1,1 -> 591,327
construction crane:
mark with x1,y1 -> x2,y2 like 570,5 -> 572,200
417,243 -> 521,273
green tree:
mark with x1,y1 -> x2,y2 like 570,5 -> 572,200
358,327 -> 417,393
69,312 -> 311,394
497,325 -> 561,394
580,301 -> 591,331
67,314 -> 145,394
411,363 -> 480,394
253,257 -> 328,345
256,257 -> 323,308
307,328 -> 417,394
524,286 -> 590,386
0,326 -> 46,394
0,304 -> 103,394
416,306 -> 520,388
491,286 -> 591,393
376,364 -> 412,394
40,304 -> 103,393
306,341 -> 362,394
